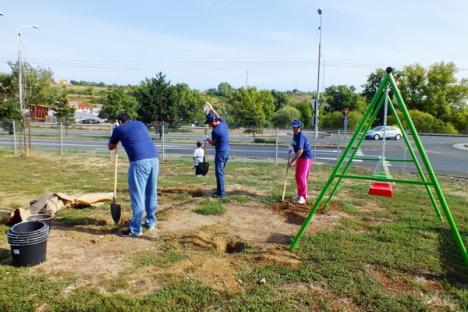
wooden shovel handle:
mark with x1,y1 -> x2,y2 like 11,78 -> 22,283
281,152 -> 292,201
113,147 -> 118,199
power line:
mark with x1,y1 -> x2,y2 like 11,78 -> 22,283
1,57 -> 467,72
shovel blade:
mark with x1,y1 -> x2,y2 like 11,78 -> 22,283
110,203 -> 121,224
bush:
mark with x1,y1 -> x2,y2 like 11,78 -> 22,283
272,106 -> 301,128
321,111 -> 363,130
408,110 -> 458,134
253,138 -> 276,144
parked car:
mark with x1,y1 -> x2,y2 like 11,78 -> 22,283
366,126 -> 402,140
79,119 -> 100,124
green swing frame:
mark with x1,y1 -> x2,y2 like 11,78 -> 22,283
289,67 -> 468,265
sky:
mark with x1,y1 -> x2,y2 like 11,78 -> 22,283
0,0 -> 467,91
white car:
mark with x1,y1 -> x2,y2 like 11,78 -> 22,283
366,126 -> 402,140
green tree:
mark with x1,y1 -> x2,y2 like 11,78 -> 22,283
0,97 -> 21,134
217,82 -> 234,97
361,68 -> 387,103
135,72 -> 177,139
425,62 -> 467,121
99,88 -> 138,122
272,105 -> 301,128
398,62 -> 468,130
7,62 -> 57,107
324,85 -> 365,112
229,87 -> 275,139
0,73 -> 19,133
398,64 -> 427,112
53,92 -> 75,136
173,83 -> 205,125
271,89 -> 289,111
292,101 -> 313,128
321,110 -> 363,130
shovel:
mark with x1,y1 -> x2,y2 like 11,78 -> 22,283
281,151 -> 292,202
110,148 -> 121,224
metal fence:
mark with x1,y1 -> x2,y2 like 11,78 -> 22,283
1,120 -> 466,177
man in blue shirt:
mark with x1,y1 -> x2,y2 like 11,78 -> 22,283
205,107 -> 229,198
108,112 -> 159,237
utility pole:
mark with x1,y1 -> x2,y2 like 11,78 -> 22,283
0,12 -> 39,156
313,8 -> 323,153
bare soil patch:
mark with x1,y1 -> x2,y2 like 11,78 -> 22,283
2,182 -> 351,295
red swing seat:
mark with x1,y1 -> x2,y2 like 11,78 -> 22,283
368,181 -> 393,197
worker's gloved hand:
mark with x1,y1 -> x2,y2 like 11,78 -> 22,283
205,135 -> 210,141
288,146 -> 294,154
203,102 -> 213,114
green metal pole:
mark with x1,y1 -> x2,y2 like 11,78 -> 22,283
334,174 -> 434,185
322,93 -> 386,210
389,72 -> 468,265
387,96 -> 443,220
289,76 -> 389,250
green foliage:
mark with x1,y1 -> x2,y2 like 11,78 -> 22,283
324,85 -> 366,113
407,109 -> 458,134
173,83 -> 205,125
193,198 -> 225,215
217,82 -> 234,97
363,63 -> 468,133
229,87 -> 275,138
361,68 -> 387,103
53,91 -> 75,131
292,101 -> 313,128
271,89 -> 289,110
70,80 -> 108,87
98,87 -> 138,122
398,64 -> 427,112
0,97 -> 21,133
272,105 -> 301,128
321,110 -> 363,130
447,107 -> 468,133
135,72 -> 178,136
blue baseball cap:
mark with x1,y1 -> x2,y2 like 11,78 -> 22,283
291,119 -> 302,128
204,112 -> 216,124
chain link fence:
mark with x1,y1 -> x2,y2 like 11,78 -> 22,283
0,120 -> 466,177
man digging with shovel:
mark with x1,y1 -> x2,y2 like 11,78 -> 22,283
204,103 -> 230,198
108,112 -> 159,237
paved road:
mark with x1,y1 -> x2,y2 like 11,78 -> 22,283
1,135 -> 466,177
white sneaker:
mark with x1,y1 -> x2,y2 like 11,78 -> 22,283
297,196 -> 306,204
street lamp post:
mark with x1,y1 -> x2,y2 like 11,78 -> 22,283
0,11 -> 39,155
312,8 -> 323,153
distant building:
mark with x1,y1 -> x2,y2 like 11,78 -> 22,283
28,105 -> 49,122
69,101 -> 92,111
69,101 -> 101,122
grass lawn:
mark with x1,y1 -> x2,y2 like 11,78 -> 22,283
0,152 -> 466,311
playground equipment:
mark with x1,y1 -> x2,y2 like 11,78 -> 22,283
289,67 -> 468,265
368,86 -> 393,197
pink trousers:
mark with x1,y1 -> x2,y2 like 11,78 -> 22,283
295,158 -> 313,198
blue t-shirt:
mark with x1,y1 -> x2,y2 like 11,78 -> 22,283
109,120 -> 158,162
211,118 -> 229,152
292,131 -> 313,159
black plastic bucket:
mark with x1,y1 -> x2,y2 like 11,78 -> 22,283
27,213 -> 53,232
7,221 -> 49,267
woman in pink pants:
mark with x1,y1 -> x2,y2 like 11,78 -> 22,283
288,119 -> 314,204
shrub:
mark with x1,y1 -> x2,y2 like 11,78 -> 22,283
272,105 -> 301,128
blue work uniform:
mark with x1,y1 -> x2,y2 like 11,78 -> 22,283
292,131 -> 313,159
109,121 -> 159,235
211,118 -> 230,197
